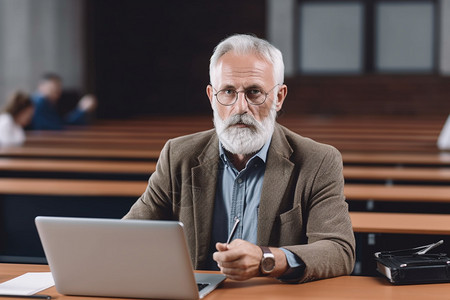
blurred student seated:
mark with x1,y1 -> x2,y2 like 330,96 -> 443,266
30,73 -> 97,130
438,114 -> 450,150
0,91 -> 34,146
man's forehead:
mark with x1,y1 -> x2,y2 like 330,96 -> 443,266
217,51 -> 271,69
214,51 -> 274,86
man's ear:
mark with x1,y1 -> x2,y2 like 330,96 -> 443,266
275,84 -> 287,112
206,85 -> 214,106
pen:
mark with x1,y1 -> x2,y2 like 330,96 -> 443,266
0,295 -> 51,299
226,218 -> 240,244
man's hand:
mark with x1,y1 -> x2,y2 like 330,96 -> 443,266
213,239 -> 262,281
213,239 -> 290,281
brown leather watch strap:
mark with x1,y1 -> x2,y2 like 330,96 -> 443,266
260,246 -> 271,255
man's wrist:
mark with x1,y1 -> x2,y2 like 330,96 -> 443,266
278,248 -> 306,282
259,246 -> 276,275
261,247 -> 289,278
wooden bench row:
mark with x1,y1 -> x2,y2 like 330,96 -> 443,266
1,158 -> 450,182
1,115 -> 448,240
343,166 -> 450,182
344,184 -> 450,203
89,115 -> 445,131
0,178 -> 448,235
24,129 -> 439,153
350,212 -> 450,235
22,139 -> 438,153
0,146 -> 160,160
36,127 -> 436,154
30,126 -> 440,138
0,158 -> 156,174
1,177 -> 449,203
0,113 -> 442,164
0,178 -> 146,197
1,145 -> 449,166
19,114 -> 444,154
342,152 -> 450,166
27,129 -> 438,142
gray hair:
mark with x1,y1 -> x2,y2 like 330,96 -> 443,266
209,34 -> 284,86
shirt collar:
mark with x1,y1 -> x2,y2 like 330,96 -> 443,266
219,136 -> 272,166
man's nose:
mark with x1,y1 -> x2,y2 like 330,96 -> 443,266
234,91 -> 249,112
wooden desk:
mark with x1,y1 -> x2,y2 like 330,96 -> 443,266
342,152 -> 450,166
0,158 -> 156,175
0,146 -> 160,160
344,166 -> 450,182
350,212 -> 450,235
345,184 -> 450,202
318,141 -> 437,153
22,138 -> 437,154
29,127 -> 438,139
25,136 -> 168,147
0,180 -> 447,235
25,134 -> 437,152
0,178 -> 147,197
1,263 -> 450,300
3,178 -> 450,204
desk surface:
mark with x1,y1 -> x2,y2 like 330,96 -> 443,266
345,184 -> 450,202
0,158 -> 156,174
0,146 -> 160,160
342,152 -> 450,166
0,178 -> 147,197
343,166 -> 450,182
1,264 -> 450,300
350,212 -> 450,235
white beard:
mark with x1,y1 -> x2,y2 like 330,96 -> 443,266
213,101 -> 277,155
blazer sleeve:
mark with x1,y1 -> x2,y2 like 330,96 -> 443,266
123,140 -> 174,220
283,147 -> 355,283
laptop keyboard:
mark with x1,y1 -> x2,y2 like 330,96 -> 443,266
197,283 -> 209,291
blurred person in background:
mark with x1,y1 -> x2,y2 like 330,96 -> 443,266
437,114 -> 450,150
30,73 -> 97,130
0,90 -> 34,146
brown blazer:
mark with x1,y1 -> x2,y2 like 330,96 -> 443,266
124,123 -> 355,282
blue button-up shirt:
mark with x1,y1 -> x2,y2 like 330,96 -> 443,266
212,140 -> 270,246
207,139 -> 303,276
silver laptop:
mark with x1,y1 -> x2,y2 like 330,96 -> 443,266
35,216 -> 225,299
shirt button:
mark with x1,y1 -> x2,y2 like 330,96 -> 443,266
237,178 -> 243,184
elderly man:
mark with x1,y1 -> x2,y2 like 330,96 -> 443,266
124,34 -> 355,283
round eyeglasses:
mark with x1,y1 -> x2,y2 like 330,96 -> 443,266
212,84 -> 280,106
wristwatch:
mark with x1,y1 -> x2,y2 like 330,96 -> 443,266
259,246 -> 276,275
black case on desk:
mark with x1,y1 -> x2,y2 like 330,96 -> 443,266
375,241 -> 450,285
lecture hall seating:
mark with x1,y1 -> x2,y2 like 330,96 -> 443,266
0,114 -> 449,269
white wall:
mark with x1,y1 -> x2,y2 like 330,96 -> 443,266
266,0 -> 296,78
440,0 -> 450,75
299,2 -> 364,74
267,0 -> 450,76
0,0 -> 85,106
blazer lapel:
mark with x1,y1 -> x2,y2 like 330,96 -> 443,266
191,134 -> 219,268
257,124 -> 295,246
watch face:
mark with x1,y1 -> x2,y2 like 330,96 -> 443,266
262,256 -> 276,273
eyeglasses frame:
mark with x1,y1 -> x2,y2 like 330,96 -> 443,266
211,83 -> 280,106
